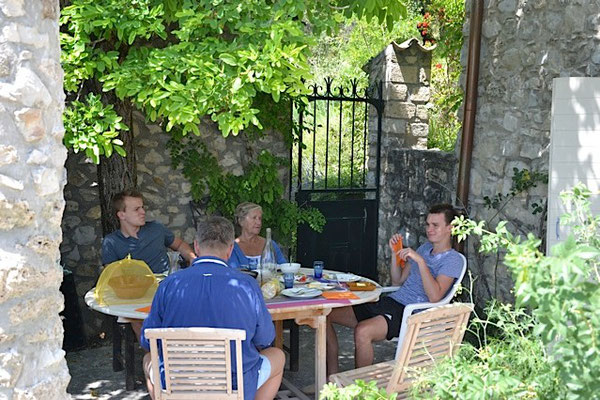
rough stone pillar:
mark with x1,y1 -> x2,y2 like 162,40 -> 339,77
367,38 -> 434,151
0,0 -> 70,398
365,39 -> 440,278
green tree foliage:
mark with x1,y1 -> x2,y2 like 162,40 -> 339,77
60,0 -> 407,240
62,93 -> 127,163
61,0 -> 408,156
308,15 -> 420,88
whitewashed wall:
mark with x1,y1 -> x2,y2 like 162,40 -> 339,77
547,77 -> 600,252
0,0 -> 70,398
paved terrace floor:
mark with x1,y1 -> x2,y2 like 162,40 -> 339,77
66,325 -> 397,399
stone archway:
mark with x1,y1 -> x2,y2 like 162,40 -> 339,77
0,0 -> 70,398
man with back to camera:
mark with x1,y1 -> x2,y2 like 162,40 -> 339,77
101,189 -> 196,338
140,216 -> 285,400
326,203 -> 464,377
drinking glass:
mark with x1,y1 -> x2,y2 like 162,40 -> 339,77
167,251 -> 180,275
248,258 -> 259,271
283,272 -> 294,289
399,227 -> 417,249
313,260 -> 324,279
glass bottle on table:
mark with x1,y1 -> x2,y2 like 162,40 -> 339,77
259,228 -> 277,286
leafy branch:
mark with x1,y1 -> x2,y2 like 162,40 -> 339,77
62,93 -> 128,164
483,167 -> 548,220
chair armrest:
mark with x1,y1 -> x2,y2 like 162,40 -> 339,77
404,301 -> 443,314
379,286 -> 400,294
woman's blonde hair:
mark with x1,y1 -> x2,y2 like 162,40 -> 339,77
234,202 -> 262,228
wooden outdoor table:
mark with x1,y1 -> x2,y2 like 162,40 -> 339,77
85,267 -> 381,398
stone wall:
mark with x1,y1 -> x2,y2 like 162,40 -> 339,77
461,0 -> 599,305
377,149 -> 457,283
61,111 -> 289,341
0,0 -> 70,398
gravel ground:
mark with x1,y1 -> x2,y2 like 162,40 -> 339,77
66,325 -> 397,399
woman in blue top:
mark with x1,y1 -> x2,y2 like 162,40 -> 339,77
228,202 -> 287,270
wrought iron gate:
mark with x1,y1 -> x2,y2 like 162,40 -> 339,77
292,79 -> 384,281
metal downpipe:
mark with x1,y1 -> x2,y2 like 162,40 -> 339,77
456,0 -> 484,212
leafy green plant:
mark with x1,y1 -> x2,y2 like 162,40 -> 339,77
169,134 -> 325,247
410,301 -> 559,399
321,379 -> 397,400
444,183 -> 600,399
484,167 -> 548,217
62,93 -> 128,163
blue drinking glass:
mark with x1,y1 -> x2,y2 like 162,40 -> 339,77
313,260 -> 324,279
283,272 -> 294,289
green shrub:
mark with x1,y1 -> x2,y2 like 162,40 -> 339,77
169,133 -> 325,248
410,301 -> 559,399
436,183 -> 600,399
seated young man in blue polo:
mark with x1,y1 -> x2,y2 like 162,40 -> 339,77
140,216 -> 285,400
326,203 -> 464,377
101,189 -> 196,273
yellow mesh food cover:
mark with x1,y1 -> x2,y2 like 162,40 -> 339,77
95,254 -> 158,306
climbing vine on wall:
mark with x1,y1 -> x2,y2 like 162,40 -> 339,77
168,132 -> 325,247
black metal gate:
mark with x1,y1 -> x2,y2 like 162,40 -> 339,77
292,79 -> 383,281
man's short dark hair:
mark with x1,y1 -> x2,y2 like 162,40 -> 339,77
113,189 -> 143,217
195,216 -> 235,251
428,203 -> 459,225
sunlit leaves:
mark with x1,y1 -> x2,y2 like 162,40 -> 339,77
61,0 -> 408,143
321,379 -> 397,399
62,93 -> 128,164
449,185 -> 600,398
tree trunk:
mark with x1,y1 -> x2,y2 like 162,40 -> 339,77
97,101 -> 137,236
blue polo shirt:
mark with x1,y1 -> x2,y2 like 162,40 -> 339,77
389,242 -> 463,305
101,221 -> 175,273
140,256 -> 275,400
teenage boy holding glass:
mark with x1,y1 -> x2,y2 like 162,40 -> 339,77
325,203 -> 464,377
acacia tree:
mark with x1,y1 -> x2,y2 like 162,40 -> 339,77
60,0 -> 407,234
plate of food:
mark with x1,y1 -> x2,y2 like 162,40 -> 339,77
281,288 -> 323,299
330,273 -> 362,283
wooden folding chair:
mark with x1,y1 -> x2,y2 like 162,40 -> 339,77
330,303 -> 473,396
145,327 -> 246,400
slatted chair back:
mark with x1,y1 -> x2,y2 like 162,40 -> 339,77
145,327 -> 246,400
386,303 -> 473,394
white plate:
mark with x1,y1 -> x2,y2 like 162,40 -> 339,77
332,273 -> 362,283
278,274 -> 313,284
307,282 -> 336,290
281,288 -> 323,299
